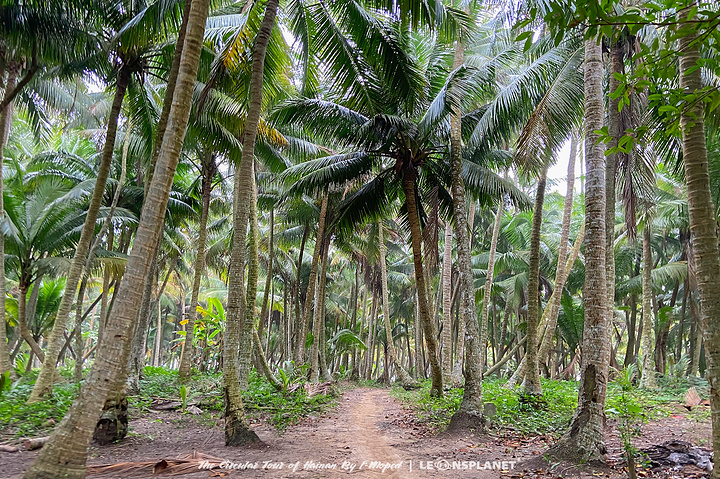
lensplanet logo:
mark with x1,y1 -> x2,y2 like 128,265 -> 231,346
417,459 -> 517,471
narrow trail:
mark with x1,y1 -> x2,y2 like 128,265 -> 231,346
7,387 -> 507,478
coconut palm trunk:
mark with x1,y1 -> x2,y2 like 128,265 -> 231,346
0,64 -> 18,376
378,221 -> 415,387
678,22 -> 720,476
310,237 -> 329,382
258,209 -> 274,349
22,0 -> 210,474
402,165 -> 443,397
452,201 -> 474,386
441,223 -> 453,385
447,38 -> 483,422
29,65 -> 132,403
548,36 -> 608,463
522,166 -> 547,395
639,224 -> 657,389
481,201 -> 503,370
239,164 -> 260,390
223,0 -> 278,446
179,152 -> 215,380
297,194 -> 328,364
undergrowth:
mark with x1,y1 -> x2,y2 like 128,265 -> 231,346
392,375 -> 686,437
0,366 -> 336,438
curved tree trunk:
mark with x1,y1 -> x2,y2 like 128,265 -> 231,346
402,166 -> 443,397
297,195 -> 328,365
548,36 -> 608,463
22,0 -> 210,474
0,64 -> 18,376
379,221 -> 416,387
223,0 -> 278,446
508,133 -> 578,387
522,166 -> 547,395
639,224 -> 657,389
317,239 -> 332,382
258,209 -> 274,350
179,152 -> 215,380
678,23 -> 720,477
29,65 -> 131,403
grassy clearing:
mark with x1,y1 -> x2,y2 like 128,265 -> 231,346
0,366 -> 337,438
391,375 -> 703,437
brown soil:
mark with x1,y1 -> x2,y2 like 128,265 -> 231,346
0,388 -> 712,478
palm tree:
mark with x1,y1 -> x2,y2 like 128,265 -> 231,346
677,9 -> 720,470
30,0 -> 187,401
548,34 -> 609,463
23,0 -> 210,474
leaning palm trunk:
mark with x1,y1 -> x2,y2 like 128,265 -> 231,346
441,223 -> 453,385
522,166 -> 547,395
548,36 -> 609,463
29,65 -> 132,403
508,135 -> 578,387
379,221 -> 416,387
447,37 -> 483,424
481,201 -> 503,374
0,64 -> 18,376
22,0 -> 210,474
223,0 -> 278,446
179,153 -> 214,380
678,23 -> 720,479
403,166 -> 443,397
639,224 -> 657,389
297,195 -> 328,364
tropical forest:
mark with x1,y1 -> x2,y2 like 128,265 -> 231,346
0,0 -> 718,478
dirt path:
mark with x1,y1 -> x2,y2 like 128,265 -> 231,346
4,387 -> 711,478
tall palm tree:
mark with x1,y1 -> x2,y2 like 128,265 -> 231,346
23,0 -> 210,474
30,0 -> 187,401
548,34 -> 609,463
677,10 -> 720,473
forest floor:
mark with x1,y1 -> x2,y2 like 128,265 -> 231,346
1,384 -> 712,478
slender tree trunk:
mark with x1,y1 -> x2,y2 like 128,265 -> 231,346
441,223 -> 453,385
223,0 -> 278,446
17,282 -> 45,362
23,0 -> 210,473
317,240 -> 332,382
29,65 -> 131,402
179,153 -> 214,380
548,36 -> 608,463
297,196 -> 328,364
523,167 -> 547,394
402,166 -> 443,397
509,134 -> 578,387
447,36 -> 482,421
0,64 -> 18,376
379,221 -> 415,387
678,22 -> 720,477
239,164 -> 260,390
259,209 -> 274,349
294,225 -> 308,360
72,278 -> 89,381
452,201 -> 474,385
640,225 -> 657,389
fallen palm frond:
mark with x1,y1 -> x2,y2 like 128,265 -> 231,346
86,451 -> 226,476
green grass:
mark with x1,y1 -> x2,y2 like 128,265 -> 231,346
0,374 -> 79,438
391,375 -> 691,437
0,366 -> 337,438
